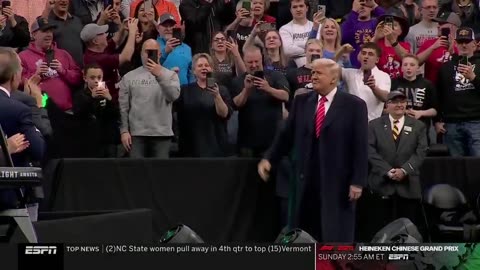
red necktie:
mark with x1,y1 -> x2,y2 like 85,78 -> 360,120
315,96 -> 328,138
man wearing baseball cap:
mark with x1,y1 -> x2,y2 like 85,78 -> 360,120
417,11 -> 461,85
366,90 -> 428,240
156,13 -> 192,86
19,17 -> 82,113
82,19 -> 139,105
435,27 -> 480,156
18,17 -> 83,157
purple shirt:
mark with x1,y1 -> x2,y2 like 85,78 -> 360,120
341,7 -> 385,68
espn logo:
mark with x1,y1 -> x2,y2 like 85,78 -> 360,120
25,246 -> 57,255
389,254 -> 409,260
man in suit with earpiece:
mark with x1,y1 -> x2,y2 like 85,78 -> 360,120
364,90 -> 428,240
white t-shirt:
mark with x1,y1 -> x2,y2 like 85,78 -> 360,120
279,20 -> 319,67
342,66 -> 391,121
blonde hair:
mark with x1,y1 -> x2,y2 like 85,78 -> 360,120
192,53 -> 214,70
319,18 -> 342,51
306,39 -> 324,57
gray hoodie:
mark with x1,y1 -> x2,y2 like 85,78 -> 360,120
119,66 -> 180,136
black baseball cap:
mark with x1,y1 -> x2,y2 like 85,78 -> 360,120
455,27 -> 475,42
387,91 -> 407,101
433,12 -> 461,27
31,17 -> 57,33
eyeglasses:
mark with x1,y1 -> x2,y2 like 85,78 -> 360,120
213,38 -> 226,42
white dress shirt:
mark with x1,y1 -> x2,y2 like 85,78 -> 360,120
0,86 -> 10,97
389,114 -> 405,132
341,66 -> 391,121
317,87 -> 337,115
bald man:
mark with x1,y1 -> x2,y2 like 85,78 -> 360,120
119,39 -> 180,158
231,46 -> 290,157
258,58 -> 369,242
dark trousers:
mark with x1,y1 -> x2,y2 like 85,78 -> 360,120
130,136 -> 171,158
356,190 -> 425,242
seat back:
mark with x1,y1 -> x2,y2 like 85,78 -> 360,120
425,184 -> 467,210
371,218 -> 422,243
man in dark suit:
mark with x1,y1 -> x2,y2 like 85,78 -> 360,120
258,58 -> 369,242
0,47 -> 45,210
11,78 -> 53,139
366,91 -> 428,239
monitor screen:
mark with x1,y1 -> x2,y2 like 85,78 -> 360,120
0,125 -> 13,167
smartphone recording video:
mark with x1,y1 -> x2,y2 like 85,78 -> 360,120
206,73 -> 216,88
242,1 -> 251,12
311,54 -> 321,62
441,27 -> 450,38
363,69 -> 372,84
172,28 -> 182,41
45,49 -> 55,66
459,55 -> 469,66
384,16 -> 394,29
253,70 -> 264,78
317,5 -> 326,16
146,49 -> 158,63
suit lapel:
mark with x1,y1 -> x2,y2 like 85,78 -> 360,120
0,90 -> 8,98
321,91 -> 343,130
381,116 -> 397,151
397,116 -> 414,152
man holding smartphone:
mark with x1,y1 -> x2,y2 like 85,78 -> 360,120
417,11 -> 461,85
434,27 -> 480,157
119,39 -> 180,158
231,46 -> 290,157
156,13 -> 193,86
82,19 -> 138,104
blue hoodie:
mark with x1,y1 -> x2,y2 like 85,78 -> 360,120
157,37 -> 194,85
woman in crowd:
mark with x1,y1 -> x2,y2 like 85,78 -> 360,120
175,53 -> 233,157
134,4 -> 159,43
308,14 -> 351,67
119,5 -> 159,75
250,0 -> 276,25
210,31 -> 246,89
244,25 -> 288,73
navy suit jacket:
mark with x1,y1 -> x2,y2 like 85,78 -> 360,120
11,90 -> 53,138
0,90 -> 45,209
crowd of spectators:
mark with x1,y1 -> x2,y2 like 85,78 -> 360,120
0,0 -> 479,159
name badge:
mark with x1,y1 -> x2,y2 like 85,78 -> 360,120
404,126 -> 412,132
